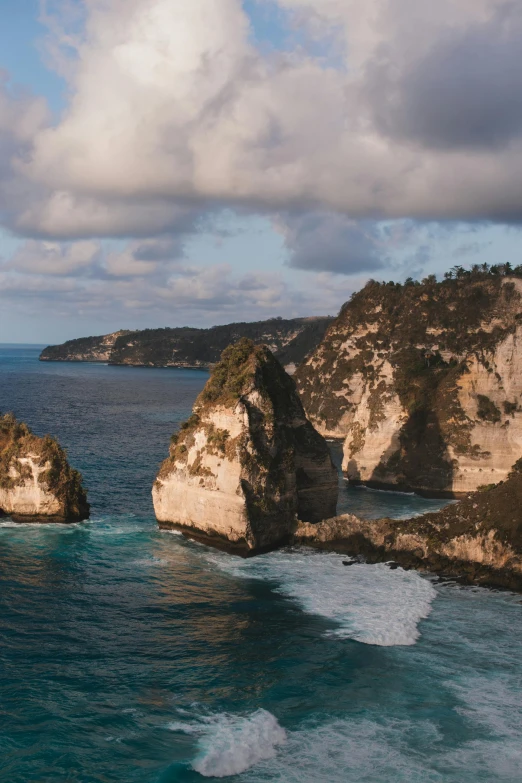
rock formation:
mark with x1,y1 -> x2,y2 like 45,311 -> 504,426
40,331 -> 130,363
296,272 -> 522,495
294,459 -> 522,591
153,339 -> 338,554
0,413 -> 89,522
40,317 -> 333,371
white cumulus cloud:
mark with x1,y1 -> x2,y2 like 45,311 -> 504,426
6,0 -> 521,241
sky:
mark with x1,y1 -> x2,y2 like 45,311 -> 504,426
1,1 -> 522,343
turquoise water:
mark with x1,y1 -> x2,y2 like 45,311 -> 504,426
1,345 -> 521,782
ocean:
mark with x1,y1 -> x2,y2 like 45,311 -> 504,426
1,344 -> 521,782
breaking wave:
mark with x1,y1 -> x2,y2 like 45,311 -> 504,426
204,548 -> 436,646
168,708 -> 286,778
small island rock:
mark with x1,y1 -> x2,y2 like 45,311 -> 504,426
153,339 -> 338,554
0,413 -> 89,522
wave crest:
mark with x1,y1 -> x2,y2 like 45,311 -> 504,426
168,708 -> 286,778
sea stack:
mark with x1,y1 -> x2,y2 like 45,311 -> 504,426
0,413 -> 89,522
153,339 -> 338,554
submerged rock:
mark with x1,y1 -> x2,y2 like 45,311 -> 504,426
0,413 -> 89,522
296,273 -> 522,495
294,461 -> 522,590
153,338 -> 338,554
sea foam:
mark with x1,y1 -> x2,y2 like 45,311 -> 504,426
0,519 -> 85,530
236,704 -> 522,783
240,716 -> 440,783
168,708 -> 286,778
204,548 -> 436,646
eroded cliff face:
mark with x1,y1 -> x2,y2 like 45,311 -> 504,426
296,274 -> 522,495
0,414 -> 89,522
294,462 -> 522,591
153,339 -> 338,554
40,331 -> 130,363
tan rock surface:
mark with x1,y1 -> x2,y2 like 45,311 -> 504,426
293,463 -> 522,590
297,274 -> 522,495
0,413 -> 89,522
153,339 -> 338,554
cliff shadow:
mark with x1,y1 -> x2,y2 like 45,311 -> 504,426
367,405 -> 456,496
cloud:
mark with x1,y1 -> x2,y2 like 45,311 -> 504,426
0,72 -> 50,228
0,0 -> 515,243
365,3 -> 522,151
0,72 -> 49,156
13,191 -> 204,240
452,240 -> 493,258
7,239 -> 100,276
0,233 -> 354,327
103,236 -> 189,276
132,236 -> 186,261
3,234 -> 191,280
277,212 -> 386,274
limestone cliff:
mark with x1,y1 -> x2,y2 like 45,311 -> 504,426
40,331 -> 130,363
0,414 -> 89,522
294,460 -> 522,591
296,272 -> 522,495
153,339 -> 338,554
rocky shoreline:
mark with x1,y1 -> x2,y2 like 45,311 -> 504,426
294,464 -> 522,591
297,536 -> 522,592
345,479 -> 467,499
28,271 -> 522,590
150,337 -> 522,591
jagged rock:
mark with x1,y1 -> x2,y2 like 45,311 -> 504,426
294,461 -> 522,590
153,339 -> 338,554
296,274 -> 522,495
0,413 -> 89,522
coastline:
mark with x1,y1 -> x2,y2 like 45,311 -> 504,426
346,479 -> 468,499
39,356 -> 211,370
298,538 -> 522,593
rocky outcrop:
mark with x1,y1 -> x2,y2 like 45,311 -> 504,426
294,461 -> 522,590
40,331 -> 130,363
296,272 -> 522,495
0,414 -> 89,522
40,317 -> 333,370
153,339 -> 338,554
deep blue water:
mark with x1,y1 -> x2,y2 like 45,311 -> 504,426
1,345 -> 521,782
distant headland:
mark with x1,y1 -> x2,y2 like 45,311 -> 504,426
39,317 -> 334,371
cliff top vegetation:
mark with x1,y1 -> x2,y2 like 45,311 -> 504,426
334,264 -> 521,353
197,338 -> 303,414
41,317 -> 334,368
163,338 -> 329,471
295,265 -> 522,473
0,413 -> 89,520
